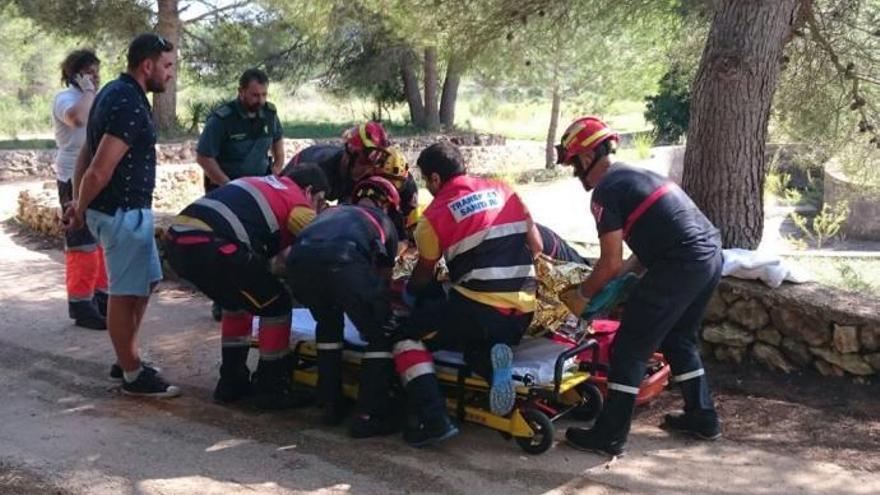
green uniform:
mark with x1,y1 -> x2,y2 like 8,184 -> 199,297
197,99 -> 283,188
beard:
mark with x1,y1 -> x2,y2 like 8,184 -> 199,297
146,75 -> 167,93
244,101 -> 262,113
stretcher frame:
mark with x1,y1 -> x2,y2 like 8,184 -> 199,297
288,337 -> 605,455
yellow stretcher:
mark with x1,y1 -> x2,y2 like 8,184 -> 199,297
281,309 -> 604,455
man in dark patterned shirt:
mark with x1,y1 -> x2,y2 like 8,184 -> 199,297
63,33 -> 180,398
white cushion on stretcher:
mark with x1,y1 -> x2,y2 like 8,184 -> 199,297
261,309 -> 574,386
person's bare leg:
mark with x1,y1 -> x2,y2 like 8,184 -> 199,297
133,282 -> 156,331
107,295 -> 144,372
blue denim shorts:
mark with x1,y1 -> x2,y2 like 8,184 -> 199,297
86,208 -> 162,296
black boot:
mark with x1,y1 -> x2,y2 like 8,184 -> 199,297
661,411 -> 721,440
69,300 -> 106,330
350,339 -> 395,435
93,292 -> 108,317
317,348 -> 347,425
402,373 -> 458,447
252,357 -> 314,410
566,390 -> 636,456
213,347 -> 252,403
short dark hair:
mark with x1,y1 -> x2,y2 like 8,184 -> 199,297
285,163 -> 329,194
60,49 -> 100,86
239,68 -> 269,89
127,33 -> 174,71
417,141 -> 467,182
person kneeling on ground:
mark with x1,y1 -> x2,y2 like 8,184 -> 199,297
393,141 -> 543,447
164,164 -> 329,409
555,116 -> 722,457
286,177 -> 403,437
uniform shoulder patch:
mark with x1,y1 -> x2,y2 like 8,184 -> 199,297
214,104 -> 234,119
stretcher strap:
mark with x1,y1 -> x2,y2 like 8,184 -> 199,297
623,182 -> 673,239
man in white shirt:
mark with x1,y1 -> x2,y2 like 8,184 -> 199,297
53,49 -> 107,330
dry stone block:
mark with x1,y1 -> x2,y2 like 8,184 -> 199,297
752,343 -> 795,373
756,327 -> 783,346
727,298 -> 770,331
861,325 -> 880,352
17,188 -> 62,237
715,345 -> 747,364
770,306 -> 830,347
704,292 -> 727,323
781,337 -> 812,367
865,353 -> 880,371
814,359 -> 845,377
702,322 -> 754,347
809,347 -> 874,376
832,324 -> 860,354
720,289 -> 741,305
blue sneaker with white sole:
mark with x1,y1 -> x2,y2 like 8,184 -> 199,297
489,343 -> 515,416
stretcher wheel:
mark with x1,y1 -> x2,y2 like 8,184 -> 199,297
571,382 -> 603,422
516,409 -> 555,455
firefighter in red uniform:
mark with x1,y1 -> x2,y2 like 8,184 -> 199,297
164,164 -> 329,409
286,177 -> 403,438
393,141 -> 543,447
555,117 -> 723,456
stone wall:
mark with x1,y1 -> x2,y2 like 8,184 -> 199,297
702,278 -> 880,379
15,164 -> 204,237
0,133 -> 512,183
824,168 -> 880,241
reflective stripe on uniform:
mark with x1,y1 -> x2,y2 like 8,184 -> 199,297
393,339 -> 427,355
458,264 -> 535,283
363,351 -> 393,360
671,368 -> 705,383
194,198 -> 252,246
231,179 -> 280,233
400,362 -> 435,384
221,336 -> 252,347
316,342 -> 344,351
608,382 -> 640,395
445,221 -> 528,262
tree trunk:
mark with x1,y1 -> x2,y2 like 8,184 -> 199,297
153,0 -> 181,135
682,0 -> 803,249
545,83 -> 561,169
439,55 -> 464,130
423,46 -> 440,131
401,50 -> 425,128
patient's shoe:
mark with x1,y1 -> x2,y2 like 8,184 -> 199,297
403,415 -> 459,447
489,343 -> 515,416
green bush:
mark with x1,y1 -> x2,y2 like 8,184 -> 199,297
644,67 -> 691,145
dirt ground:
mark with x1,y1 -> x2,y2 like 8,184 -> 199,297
1,179 -> 879,495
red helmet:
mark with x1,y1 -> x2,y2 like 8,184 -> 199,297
556,116 -> 619,164
353,176 -> 401,212
343,121 -> 390,157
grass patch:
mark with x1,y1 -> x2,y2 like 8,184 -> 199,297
0,138 -> 55,150
784,255 -> 880,296
281,120 -> 426,140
